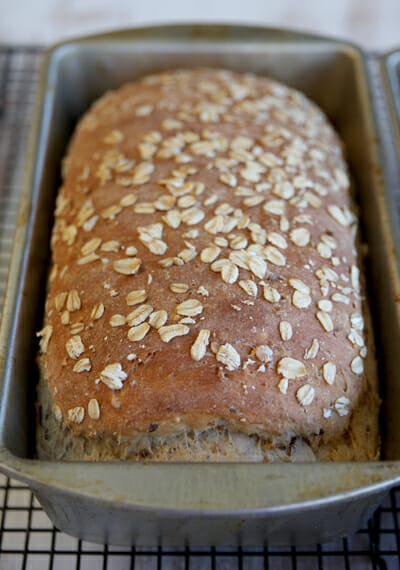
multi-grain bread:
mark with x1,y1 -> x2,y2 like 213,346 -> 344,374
36,68 -> 380,462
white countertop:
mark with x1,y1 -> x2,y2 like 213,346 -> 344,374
0,0 -> 399,51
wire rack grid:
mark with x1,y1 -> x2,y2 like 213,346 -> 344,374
0,46 -> 400,570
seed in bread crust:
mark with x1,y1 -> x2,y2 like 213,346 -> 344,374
120,193 -> 137,207
263,200 -> 285,216
304,338 -> 319,360
216,343 -> 241,370
279,321 -> 293,341
323,362 -> 336,385
88,398 -> 100,420
263,285 -> 280,303
61,310 -> 70,325
68,407 -> 85,424
328,204 -> 350,227
101,240 -> 120,252
289,228 -> 310,247
277,357 -> 306,379
318,300 -> 333,312
170,283 -> 189,293
248,256 -> 267,279
176,299 -> 203,317
239,279 -> 258,297
267,232 -> 287,249
190,329 -> 210,361
219,172 -> 237,187
264,246 -> 286,266
127,323 -> 151,341
148,310 -> 168,329
37,325 -> 53,353
351,356 -> 364,374
316,311 -> 334,332
101,205 -> 122,220
296,384 -> 315,406
110,314 -> 126,327
159,324 -> 189,343
255,344 -> 273,363
126,289 -> 147,306
78,252 -> 100,265
335,396 -> 351,416
126,305 -> 154,326
200,245 -> 221,263
292,291 -> 311,309
54,292 -> 68,312
67,290 -> 81,312
113,258 -> 141,275
289,279 -> 310,294
125,246 -> 138,256
99,363 -> 127,390
66,335 -> 84,359
73,357 -> 92,373
221,262 -> 239,283
103,129 -> 124,144
278,378 -> 288,394
70,322 -> 84,335
91,303 -> 105,320
53,404 -> 62,424
332,293 -> 350,304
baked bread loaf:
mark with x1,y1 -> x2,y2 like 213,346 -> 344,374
36,68 -> 380,462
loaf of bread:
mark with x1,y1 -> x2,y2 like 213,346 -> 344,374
36,68 -> 380,462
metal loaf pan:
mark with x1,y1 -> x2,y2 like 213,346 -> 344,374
381,49 -> 400,155
1,24 -> 400,547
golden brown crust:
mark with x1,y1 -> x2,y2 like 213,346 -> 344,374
37,68 -> 379,461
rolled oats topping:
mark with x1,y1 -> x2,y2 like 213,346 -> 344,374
39,69 -> 378,464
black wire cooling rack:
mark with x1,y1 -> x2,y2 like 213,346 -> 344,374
1,46 -> 400,570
